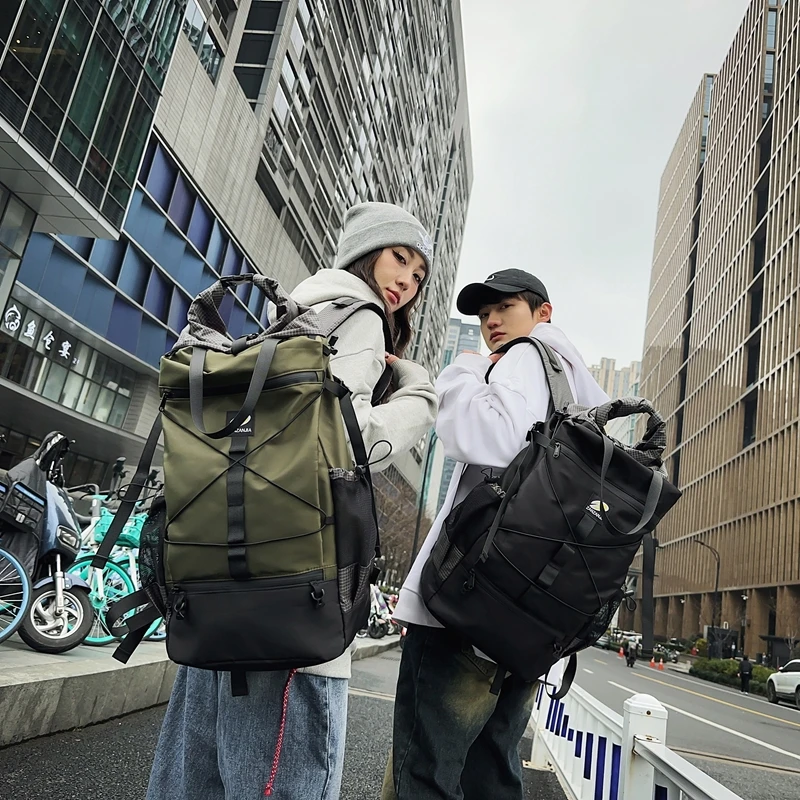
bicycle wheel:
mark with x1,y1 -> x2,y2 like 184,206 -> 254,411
67,556 -> 135,646
0,547 -> 31,643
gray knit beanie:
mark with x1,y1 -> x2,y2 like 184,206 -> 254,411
334,202 -> 433,272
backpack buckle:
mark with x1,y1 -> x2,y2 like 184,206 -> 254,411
309,584 -> 326,608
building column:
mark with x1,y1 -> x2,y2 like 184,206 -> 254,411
633,602 -> 643,634
682,595 -> 701,639
654,597 -> 669,638
776,585 -> 800,662
745,588 -> 770,661
668,596 -> 684,639
721,590 -> 746,651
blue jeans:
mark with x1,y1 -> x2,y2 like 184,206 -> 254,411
147,666 -> 348,800
382,625 -> 538,800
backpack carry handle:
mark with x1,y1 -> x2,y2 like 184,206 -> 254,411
590,397 -> 667,461
598,436 -> 664,537
187,275 -> 302,345
189,340 -> 278,439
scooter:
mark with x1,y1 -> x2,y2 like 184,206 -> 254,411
0,433 -> 93,653
625,651 -> 636,668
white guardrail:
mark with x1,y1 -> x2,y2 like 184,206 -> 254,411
528,682 -> 744,800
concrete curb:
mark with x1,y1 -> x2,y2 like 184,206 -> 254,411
0,636 -> 400,748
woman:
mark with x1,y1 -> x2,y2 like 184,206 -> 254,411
146,202 -> 437,800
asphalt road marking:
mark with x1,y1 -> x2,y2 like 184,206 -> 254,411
607,681 -> 800,766
349,687 -> 395,701
594,658 -> 607,665
628,673 -> 800,730
673,748 -> 800,775
583,669 -> 594,674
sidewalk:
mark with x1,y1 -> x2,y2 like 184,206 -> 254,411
0,634 -> 400,747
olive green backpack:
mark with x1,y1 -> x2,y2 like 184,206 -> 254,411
93,275 -> 390,694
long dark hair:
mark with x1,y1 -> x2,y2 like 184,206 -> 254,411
344,248 -> 427,358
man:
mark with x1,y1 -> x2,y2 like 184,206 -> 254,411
738,655 -> 753,694
384,270 -> 609,800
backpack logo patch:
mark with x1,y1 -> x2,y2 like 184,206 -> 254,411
586,499 -> 609,520
227,412 -> 254,437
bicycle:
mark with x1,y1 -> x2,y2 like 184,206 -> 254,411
0,546 -> 31,644
67,482 -> 162,646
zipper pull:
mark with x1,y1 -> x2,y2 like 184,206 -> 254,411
171,587 -> 187,620
553,443 -> 561,458
461,570 -> 476,594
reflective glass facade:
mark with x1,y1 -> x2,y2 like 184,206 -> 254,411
0,0 -> 187,228
0,183 -> 35,301
1,295 -> 136,427
16,136 -> 269,371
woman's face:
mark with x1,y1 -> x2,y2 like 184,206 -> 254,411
372,246 -> 427,311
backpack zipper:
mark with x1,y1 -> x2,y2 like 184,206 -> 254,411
161,370 -> 322,400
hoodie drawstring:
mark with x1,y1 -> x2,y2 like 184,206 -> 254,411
264,668 -> 297,797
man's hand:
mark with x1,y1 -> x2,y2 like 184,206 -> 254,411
385,353 -> 400,366
489,352 -> 504,364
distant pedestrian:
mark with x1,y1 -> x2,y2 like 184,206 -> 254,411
738,655 -> 752,694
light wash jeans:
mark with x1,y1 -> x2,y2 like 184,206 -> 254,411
147,665 -> 348,800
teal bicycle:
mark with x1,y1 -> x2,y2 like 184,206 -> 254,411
67,487 -> 164,646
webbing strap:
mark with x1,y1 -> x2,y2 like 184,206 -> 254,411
323,377 -> 381,558
91,416 -> 162,569
535,542 -> 576,589
599,437 -> 663,536
547,654 -> 578,700
189,338 -> 277,439
106,588 -> 160,664
227,436 -> 249,580
484,336 -> 574,414
316,299 -> 395,405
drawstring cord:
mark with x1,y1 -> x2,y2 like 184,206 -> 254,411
264,668 -> 297,796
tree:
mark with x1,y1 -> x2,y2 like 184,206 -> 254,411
372,469 -> 433,589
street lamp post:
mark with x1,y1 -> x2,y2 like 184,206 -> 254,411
695,539 -> 721,655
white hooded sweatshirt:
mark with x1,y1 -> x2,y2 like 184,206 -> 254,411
393,322 -> 609,682
290,268 -> 437,678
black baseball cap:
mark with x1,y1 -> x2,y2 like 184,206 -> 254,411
456,269 -> 550,315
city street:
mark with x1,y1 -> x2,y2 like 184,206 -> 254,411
0,648 -> 563,800
579,648 -> 800,799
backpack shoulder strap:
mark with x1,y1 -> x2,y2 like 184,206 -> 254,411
316,298 -> 394,406
484,336 -> 575,413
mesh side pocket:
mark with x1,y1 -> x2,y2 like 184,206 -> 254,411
139,495 -> 168,617
430,529 -> 464,583
561,594 -> 623,657
330,468 -> 379,612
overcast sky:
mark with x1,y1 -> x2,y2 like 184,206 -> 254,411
453,0 -> 751,367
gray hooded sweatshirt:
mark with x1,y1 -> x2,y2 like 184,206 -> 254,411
290,268 -> 437,678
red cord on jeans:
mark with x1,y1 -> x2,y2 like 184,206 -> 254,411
264,668 -> 297,797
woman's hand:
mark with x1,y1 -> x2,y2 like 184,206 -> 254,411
385,353 -> 400,366
488,352 -> 504,364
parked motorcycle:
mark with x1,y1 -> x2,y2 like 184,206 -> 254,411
0,433 -> 93,653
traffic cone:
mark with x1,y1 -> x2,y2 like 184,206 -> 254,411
619,647 -> 624,658
658,658 -> 665,671
649,657 -> 656,668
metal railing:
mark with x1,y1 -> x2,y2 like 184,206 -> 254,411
528,682 -> 743,800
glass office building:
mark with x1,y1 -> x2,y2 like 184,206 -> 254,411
1,0 -> 473,497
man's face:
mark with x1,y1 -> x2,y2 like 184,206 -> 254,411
478,295 -> 552,351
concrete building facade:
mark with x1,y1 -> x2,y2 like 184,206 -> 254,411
1,0 -> 473,497
621,0 -> 800,663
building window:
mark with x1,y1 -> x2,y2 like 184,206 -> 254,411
0,297 -> 136,429
764,53 -> 775,93
742,390 -> 758,448
182,0 -> 224,82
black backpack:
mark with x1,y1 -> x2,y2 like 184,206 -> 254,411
420,337 -> 682,696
